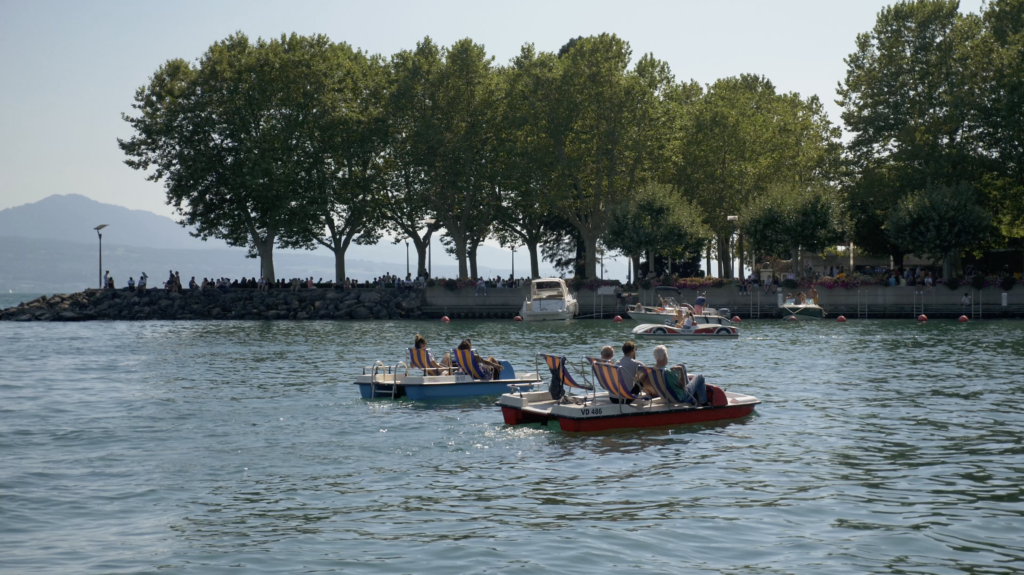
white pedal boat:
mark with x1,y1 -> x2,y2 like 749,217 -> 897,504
632,322 -> 739,339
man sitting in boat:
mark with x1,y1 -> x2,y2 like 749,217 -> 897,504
615,341 -> 648,395
457,339 -> 504,379
600,346 -> 615,361
636,345 -> 708,404
411,334 -> 452,375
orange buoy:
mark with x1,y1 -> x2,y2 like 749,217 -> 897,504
612,315 -> 623,323
917,314 -> 927,322
785,315 -> 798,321
513,315 -> 523,322
959,315 -> 969,323
837,315 -> 847,322
441,316 -> 450,323
731,316 -> 741,323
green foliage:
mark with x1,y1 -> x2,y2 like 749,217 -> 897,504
970,273 -> 987,290
945,277 -> 962,290
605,184 -> 710,264
742,184 -> 847,259
886,183 -> 991,260
1001,275 -> 1017,291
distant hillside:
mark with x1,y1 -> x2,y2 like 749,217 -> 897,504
0,194 -> 578,292
0,194 -> 228,250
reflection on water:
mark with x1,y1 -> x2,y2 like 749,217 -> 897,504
1,318 -> 1022,573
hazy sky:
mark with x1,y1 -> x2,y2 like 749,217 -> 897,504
0,0 -> 985,217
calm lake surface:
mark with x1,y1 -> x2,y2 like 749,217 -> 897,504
2,315 -> 1023,574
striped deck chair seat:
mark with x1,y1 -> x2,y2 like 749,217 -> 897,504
408,348 -> 450,376
641,365 -> 694,405
539,354 -> 592,390
586,357 -> 642,401
452,348 -> 495,381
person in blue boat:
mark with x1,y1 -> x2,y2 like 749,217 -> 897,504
413,334 -> 452,374
458,339 -> 504,379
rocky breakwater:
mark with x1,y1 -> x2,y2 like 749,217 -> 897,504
0,288 -> 423,322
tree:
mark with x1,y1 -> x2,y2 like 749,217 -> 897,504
975,0 -> 1024,239
530,34 -> 674,278
668,75 -> 840,278
281,40 -> 389,282
605,184 -> 710,278
742,183 -> 847,276
120,33 -> 330,282
887,183 -> 991,277
838,1 -> 987,263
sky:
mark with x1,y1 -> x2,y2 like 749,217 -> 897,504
0,0 -> 987,279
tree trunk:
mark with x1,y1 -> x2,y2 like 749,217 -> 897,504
254,236 -> 276,284
455,238 -> 469,279
792,246 -> 801,279
527,241 -> 540,279
706,245 -> 712,278
891,249 -> 905,271
646,249 -> 654,277
576,231 -> 597,279
632,254 -> 641,284
414,240 -> 428,278
717,234 -> 732,279
469,240 -> 480,280
738,232 -> 745,279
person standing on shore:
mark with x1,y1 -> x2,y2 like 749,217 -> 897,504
127,277 -> 135,292
138,273 -> 147,293
103,271 -> 110,289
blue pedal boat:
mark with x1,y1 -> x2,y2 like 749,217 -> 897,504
354,348 -> 541,400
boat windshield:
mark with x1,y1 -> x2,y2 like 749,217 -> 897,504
662,297 -> 680,307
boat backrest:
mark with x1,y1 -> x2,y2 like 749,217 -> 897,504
642,366 -> 693,404
408,348 -> 437,370
586,357 -> 638,400
452,348 -> 493,381
539,354 -> 589,390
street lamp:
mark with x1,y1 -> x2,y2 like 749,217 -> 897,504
727,215 -> 739,278
94,224 -> 108,288
405,240 -> 410,277
423,218 -> 436,278
511,246 -> 515,279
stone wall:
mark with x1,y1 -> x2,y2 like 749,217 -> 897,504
0,287 -> 423,322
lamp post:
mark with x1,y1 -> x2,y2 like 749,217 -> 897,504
423,218 -> 435,278
405,240 -> 410,277
727,215 -> 739,279
511,246 -> 515,279
94,224 -> 108,288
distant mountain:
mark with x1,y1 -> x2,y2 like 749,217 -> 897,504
0,194 -> 606,293
0,194 -> 228,250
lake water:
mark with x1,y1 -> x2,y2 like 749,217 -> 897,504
1,315 -> 1023,573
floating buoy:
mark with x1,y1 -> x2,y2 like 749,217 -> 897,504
836,315 -> 847,322
959,315 -> 969,323
917,314 -> 927,322
612,315 -> 623,323
441,316 -> 450,323
785,315 -> 798,321
513,315 -> 523,322
732,316 -> 741,323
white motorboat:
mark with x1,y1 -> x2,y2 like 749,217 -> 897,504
632,321 -> 739,339
520,278 -> 578,322
778,298 -> 827,320
626,291 -> 730,324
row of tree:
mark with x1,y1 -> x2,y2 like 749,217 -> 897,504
120,0 -> 1022,283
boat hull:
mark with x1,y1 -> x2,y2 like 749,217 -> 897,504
555,403 -> 756,432
358,380 -> 524,399
498,390 -> 760,432
632,323 -> 739,339
778,305 -> 826,320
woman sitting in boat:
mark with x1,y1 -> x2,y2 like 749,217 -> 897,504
457,339 -> 504,379
795,292 -> 807,305
412,334 -> 452,375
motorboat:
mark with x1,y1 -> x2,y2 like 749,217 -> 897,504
355,348 -> 541,399
498,355 -> 760,432
520,278 -> 578,322
632,320 -> 739,339
778,298 -> 826,320
626,291 -> 730,324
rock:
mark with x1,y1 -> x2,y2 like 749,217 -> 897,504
359,291 -> 381,304
373,305 -> 390,319
351,306 -> 372,320
296,312 -> 310,320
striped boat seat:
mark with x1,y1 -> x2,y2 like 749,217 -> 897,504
452,348 -> 493,381
539,354 -> 590,390
641,365 -> 693,404
407,348 -> 450,375
586,357 -> 640,400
